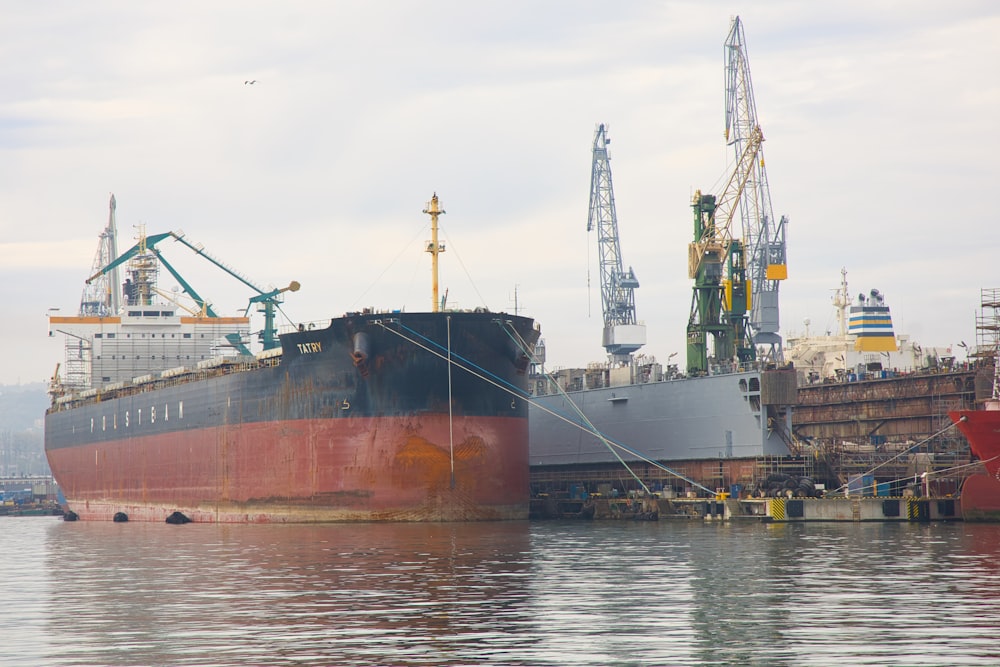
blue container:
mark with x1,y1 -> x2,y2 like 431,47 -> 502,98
848,474 -> 877,496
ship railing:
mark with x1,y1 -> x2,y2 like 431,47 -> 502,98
279,320 -> 329,335
256,347 -> 282,361
49,356 -> 278,412
197,357 -> 222,370
707,360 -> 770,376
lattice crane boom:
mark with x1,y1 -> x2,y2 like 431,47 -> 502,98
589,123 -> 645,364
686,126 -> 762,375
687,126 -> 762,280
725,16 -> 788,362
79,194 -> 121,317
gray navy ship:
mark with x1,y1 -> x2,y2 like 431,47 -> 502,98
528,356 -> 797,470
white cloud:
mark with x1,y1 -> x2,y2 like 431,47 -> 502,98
0,1 -> 998,384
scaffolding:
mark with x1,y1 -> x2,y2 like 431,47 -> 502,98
975,288 -> 1000,400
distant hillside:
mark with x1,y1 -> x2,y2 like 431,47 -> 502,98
0,383 -> 48,431
0,383 -> 48,476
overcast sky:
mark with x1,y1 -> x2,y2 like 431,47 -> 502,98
1,1 -> 997,385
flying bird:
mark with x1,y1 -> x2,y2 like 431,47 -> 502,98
244,80 -> 257,85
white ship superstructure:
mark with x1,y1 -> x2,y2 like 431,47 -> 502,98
784,269 -> 955,384
49,311 -> 249,389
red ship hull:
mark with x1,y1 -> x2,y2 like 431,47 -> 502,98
950,400 -> 1000,520
47,414 -> 529,522
950,400 -> 1000,478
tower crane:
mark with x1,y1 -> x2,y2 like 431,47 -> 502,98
687,127 -> 762,375
79,194 -> 121,317
724,16 -> 788,362
588,123 -> 645,365
62,194 -> 122,388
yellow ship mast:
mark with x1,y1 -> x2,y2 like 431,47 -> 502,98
423,193 -> 446,313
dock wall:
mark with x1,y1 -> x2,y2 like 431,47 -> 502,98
529,496 -> 962,522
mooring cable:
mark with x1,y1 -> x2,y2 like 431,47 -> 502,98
829,420 -> 971,495
378,319 -> 713,493
498,322 -> 715,493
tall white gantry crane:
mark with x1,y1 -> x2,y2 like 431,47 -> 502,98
63,194 -> 122,388
725,16 -> 788,362
589,123 -> 645,365
79,194 -> 121,317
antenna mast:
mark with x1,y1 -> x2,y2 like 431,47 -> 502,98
423,193 -> 446,313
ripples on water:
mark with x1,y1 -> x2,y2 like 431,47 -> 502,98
3,517 -> 1000,666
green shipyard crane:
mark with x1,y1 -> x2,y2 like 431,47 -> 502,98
687,127 -> 762,375
725,16 -> 789,362
589,123 -> 645,365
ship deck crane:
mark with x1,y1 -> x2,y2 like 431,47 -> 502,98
589,123 -> 645,365
87,230 -> 299,351
725,16 -> 788,362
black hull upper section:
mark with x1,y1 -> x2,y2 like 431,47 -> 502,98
46,311 -> 540,452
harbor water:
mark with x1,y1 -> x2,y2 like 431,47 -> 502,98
3,517 -> 1000,666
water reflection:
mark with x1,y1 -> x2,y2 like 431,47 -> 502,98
0,518 -> 997,665
42,521 -> 536,666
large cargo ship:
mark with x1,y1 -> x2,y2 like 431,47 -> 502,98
45,194 -> 540,523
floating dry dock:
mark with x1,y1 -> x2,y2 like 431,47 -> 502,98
530,494 -> 961,522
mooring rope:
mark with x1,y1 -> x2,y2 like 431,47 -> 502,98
378,318 -> 714,493
829,420 -> 971,495
499,323 -> 715,493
